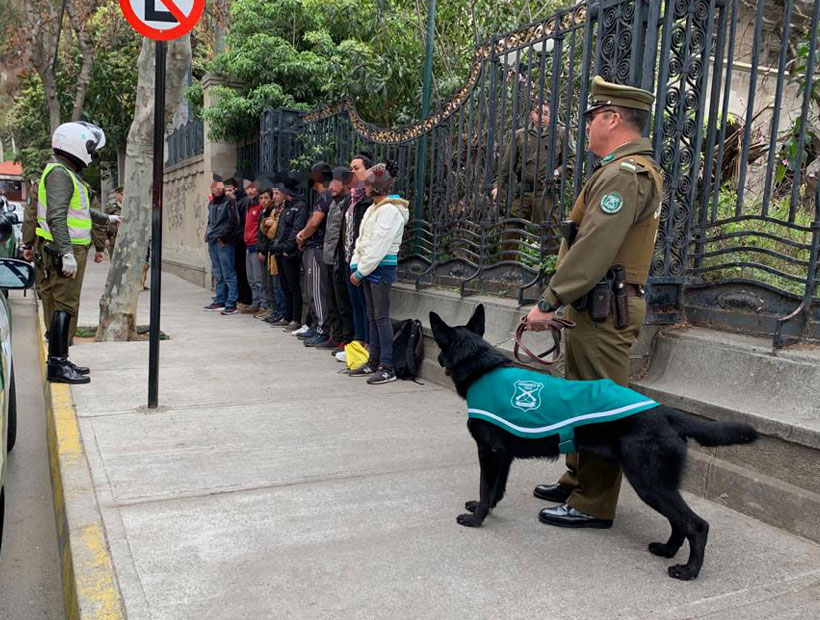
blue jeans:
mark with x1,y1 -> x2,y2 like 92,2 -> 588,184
209,241 -> 238,307
270,273 -> 286,315
346,266 -> 369,343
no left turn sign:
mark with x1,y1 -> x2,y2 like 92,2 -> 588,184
120,0 -> 204,41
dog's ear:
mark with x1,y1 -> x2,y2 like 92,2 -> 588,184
466,304 -> 485,337
429,311 -> 453,345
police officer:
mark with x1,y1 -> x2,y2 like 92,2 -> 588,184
525,76 -> 663,528
32,121 -> 121,384
104,185 -> 123,256
492,101 -> 572,258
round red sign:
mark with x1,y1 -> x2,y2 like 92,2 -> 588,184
119,0 -> 204,41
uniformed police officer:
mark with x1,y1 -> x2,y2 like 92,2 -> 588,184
525,76 -> 663,528
492,101 -> 572,258
104,185 -> 123,256
31,121 -> 121,384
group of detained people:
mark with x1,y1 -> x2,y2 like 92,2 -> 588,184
203,152 -> 409,385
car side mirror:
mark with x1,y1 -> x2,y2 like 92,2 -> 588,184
0,258 -> 34,290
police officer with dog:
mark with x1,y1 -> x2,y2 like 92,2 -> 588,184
28,121 -> 121,385
526,76 -> 663,528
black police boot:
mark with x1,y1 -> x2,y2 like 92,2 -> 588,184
47,310 -> 90,384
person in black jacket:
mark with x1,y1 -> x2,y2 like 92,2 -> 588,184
231,177 -> 254,307
272,176 -> 309,330
204,176 -> 240,313
319,166 -> 355,349
344,151 -> 375,345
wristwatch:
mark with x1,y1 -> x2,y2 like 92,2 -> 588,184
537,298 -> 554,313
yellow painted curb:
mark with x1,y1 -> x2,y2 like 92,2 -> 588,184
37,305 -> 126,620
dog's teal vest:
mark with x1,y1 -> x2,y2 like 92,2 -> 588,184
466,367 -> 659,453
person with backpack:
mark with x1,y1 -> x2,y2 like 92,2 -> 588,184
349,161 -> 409,385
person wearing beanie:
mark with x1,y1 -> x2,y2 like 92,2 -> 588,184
349,161 -> 409,385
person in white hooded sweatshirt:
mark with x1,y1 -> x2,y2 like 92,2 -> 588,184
349,161 -> 409,384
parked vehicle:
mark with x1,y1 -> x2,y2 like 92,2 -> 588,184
0,208 -> 34,554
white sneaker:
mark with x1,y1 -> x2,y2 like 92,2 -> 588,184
335,351 -> 346,363
291,324 -> 310,337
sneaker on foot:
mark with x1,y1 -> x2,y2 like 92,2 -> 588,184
255,309 -> 272,319
313,338 -> 339,350
367,367 -> 397,385
349,362 -> 377,377
220,306 -> 238,315
291,324 -> 310,336
266,315 -> 285,325
335,351 -> 347,363
241,305 -> 260,314
297,327 -> 317,340
204,302 -> 225,311
304,334 -> 330,347
283,321 -> 302,332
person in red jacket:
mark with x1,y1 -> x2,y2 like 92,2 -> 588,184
242,182 -> 266,314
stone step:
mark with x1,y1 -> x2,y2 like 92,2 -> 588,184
391,284 -> 820,544
632,326 -> 820,543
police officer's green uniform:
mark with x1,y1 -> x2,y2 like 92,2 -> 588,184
538,77 -> 663,521
34,155 -> 110,344
104,190 -> 122,256
497,119 -> 572,258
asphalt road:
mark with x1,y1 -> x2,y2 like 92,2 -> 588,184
0,292 -> 63,619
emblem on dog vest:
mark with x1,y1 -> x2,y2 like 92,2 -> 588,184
512,380 -> 542,411
466,367 -> 659,453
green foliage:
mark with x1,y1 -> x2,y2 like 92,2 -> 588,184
791,23 -> 820,109
699,182 -> 815,296
201,0 -> 567,141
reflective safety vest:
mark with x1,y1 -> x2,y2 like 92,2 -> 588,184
465,367 -> 659,453
35,162 -> 92,245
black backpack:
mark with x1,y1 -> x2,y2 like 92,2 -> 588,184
392,319 -> 425,381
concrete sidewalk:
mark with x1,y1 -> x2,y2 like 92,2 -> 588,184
63,259 -> 820,619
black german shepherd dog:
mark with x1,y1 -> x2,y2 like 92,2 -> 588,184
430,304 -> 758,580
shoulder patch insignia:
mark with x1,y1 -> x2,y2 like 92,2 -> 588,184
600,192 -> 623,214
620,161 -> 637,172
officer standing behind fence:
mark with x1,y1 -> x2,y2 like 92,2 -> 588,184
31,121 -> 121,385
525,76 -> 663,528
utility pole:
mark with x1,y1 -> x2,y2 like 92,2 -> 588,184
413,0 -> 436,243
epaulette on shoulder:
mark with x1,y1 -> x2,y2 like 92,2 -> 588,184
618,158 -> 647,175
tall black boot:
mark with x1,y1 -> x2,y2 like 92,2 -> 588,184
47,310 -> 90,384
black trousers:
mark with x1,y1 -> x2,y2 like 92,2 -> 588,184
324,262 -> 354,343
276,254 -> 303,323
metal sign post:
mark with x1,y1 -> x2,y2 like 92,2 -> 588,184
147,40 -> 166,409
121,0 -> 203,408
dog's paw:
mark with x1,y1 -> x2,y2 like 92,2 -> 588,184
648,542 -> 677,558
667,563 -> 699,581
457,513 -> 482,527
464,500 -> 479,513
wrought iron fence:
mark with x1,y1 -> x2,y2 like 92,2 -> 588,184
236,140 -> 261,179
253,0 -> 820,345
166,117 -> 204,166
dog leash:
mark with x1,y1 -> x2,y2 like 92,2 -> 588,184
513,316 -> 575,367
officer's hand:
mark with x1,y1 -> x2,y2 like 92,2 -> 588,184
22,248 -> 34,262
94,251 -> 105,264
525,306 -> 554,332
108,214 -> 124,225
61,252 -> 78,278
491,187 -> 498,200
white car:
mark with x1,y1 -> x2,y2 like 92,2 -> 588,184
0,214 -> 33,553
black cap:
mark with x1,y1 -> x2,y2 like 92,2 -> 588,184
331,166 -> 352,183
310,161 -> 333,188
275,171 -> 303,196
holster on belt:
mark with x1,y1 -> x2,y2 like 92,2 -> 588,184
42,243 -> 63,270
611,264 -> 629,330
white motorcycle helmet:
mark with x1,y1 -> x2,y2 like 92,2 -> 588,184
52,121 -> 106,167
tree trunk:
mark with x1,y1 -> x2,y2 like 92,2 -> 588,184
66,1 -> 95,122
97,36 -> 192,341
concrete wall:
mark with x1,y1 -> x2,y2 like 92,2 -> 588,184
162,154 -> 210,288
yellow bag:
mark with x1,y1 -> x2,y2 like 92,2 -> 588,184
345,341 -> 369,371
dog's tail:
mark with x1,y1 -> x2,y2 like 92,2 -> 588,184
663,409 -> 759,447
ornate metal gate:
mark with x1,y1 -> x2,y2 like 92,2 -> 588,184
255,0 -> 820,345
